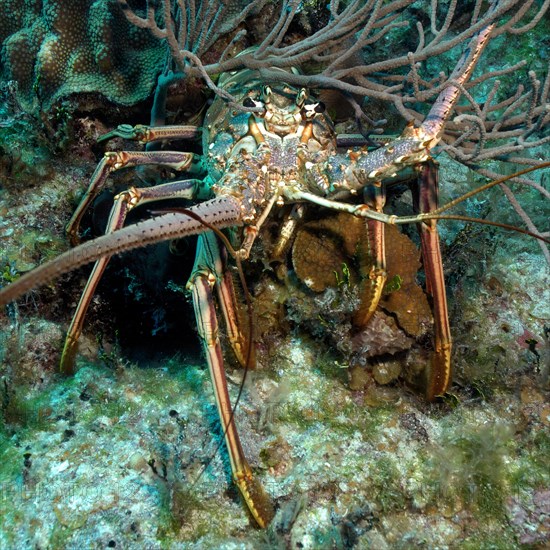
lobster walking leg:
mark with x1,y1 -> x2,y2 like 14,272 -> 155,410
60,178 -> 200,374
61,195 -> 129,374
187,233 -> 274,528
67,151 -> 197,244
97,124 -> 200,145
412,161 -> 452,400
354,182 -> 388,327
215,253 -> 256,369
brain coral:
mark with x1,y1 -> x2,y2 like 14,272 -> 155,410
0,0 -> 166,111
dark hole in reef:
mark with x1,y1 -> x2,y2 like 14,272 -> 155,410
107,240 -> 201,366
84,192 -> 202,366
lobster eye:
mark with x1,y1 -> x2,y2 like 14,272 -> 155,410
303,101 -> 325,119
296,88 -> 307,108
262,86 -> 272,101
243,97 -> 264,110
313,101 -> 325,113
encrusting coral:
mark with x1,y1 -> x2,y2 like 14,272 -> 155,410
375,225 -> 432,339
292,214 -> 431,338
284,212 -> 434,389
0,0 -> 165,110
292,212 -> 364,292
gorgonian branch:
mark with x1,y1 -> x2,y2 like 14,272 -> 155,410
118,0 -> 549,261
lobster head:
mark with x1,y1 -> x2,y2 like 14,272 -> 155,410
243,84 -> 325,136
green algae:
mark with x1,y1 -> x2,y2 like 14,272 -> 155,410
422,418 -> 515,520
48,523 -> 73,549
369,456 -> 408,513
510,429 -> 550,494
1,385 -> 53,431
0,436 -> 24,482
460,530 -> 519,550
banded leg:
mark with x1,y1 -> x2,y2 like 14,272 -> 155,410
67,150 -> 200,245
271,204 -> 306,263
270,204 -> 307,280
215,249 -> 256,369
60,178 -> 200,374
187,233 -> 274,527
353,182 -> 388,327
412,161 -> 452,400
96,124 -> 200,145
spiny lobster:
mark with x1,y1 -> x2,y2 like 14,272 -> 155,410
0,17 -> 547,527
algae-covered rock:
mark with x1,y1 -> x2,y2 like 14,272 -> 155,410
0,1 -> 548,547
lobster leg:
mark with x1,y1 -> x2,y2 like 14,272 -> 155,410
96,124 -> 200,144
215,251 -> 255,369
271,204 -> 306,264
67,151 -> 198,245
60,178 -> 201,374
187,233 -> 274,527
353,182 -> 388,327
412,160 -> 452,400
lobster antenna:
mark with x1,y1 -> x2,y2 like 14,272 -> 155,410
430,162 -> 550,217
392,162 -> 549,242
150,207 -> 255,487
410,214 -> 550,243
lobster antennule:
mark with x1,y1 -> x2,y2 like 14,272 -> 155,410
0,196 -> 243,307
